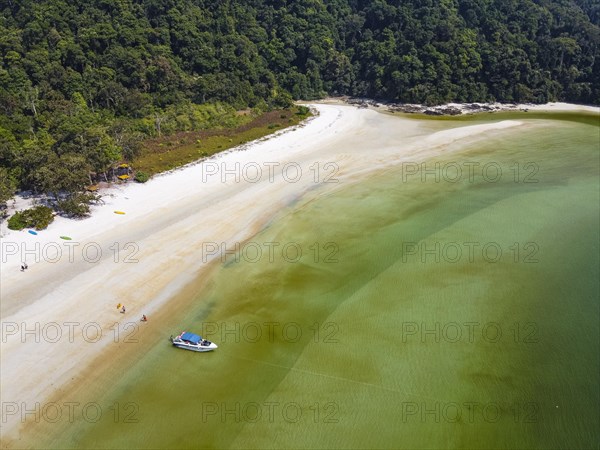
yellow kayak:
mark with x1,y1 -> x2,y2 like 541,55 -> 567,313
114,211 -> 126,215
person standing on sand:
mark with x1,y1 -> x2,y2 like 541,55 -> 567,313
121,305 -> 126,313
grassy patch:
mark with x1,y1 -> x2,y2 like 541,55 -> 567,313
133,107 -> 310,176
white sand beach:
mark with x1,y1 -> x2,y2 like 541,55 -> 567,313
0,102 -> 597,444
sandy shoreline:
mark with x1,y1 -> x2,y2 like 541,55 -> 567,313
0,101 -> 598,445
326,96 -> 600,115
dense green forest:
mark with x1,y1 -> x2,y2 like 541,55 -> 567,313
1,0 -> 599,216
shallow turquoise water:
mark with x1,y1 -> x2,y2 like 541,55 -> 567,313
46,114 -> 599,449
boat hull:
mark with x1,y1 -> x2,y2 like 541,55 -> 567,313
172,342 -> 217,352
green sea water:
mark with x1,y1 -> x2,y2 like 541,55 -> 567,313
45,113 -> 598,449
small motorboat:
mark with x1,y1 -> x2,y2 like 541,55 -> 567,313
170,331 -> 217,352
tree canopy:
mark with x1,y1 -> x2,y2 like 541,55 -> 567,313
0,0 -> 598,209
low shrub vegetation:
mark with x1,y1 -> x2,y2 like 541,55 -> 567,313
8,206 -> 55,230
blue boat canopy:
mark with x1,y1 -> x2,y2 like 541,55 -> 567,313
181,332 -> 202,344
